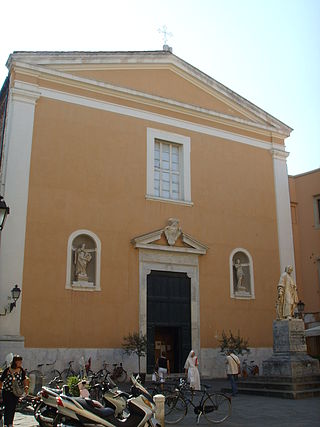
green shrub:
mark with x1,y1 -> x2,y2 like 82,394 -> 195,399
67,376 -> 80,397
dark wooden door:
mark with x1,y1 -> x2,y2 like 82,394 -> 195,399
147,270 -> 191,373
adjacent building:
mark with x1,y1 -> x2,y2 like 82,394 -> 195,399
289,168 -> 320,356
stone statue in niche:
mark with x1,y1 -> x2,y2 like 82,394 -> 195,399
164,218 -> 182,246
276,265 -> 299,320
73,243 -> 95,282
234,258 -> 247,291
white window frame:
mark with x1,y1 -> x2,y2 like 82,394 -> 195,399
229,248 -> 255,299
146,128 -> 192,205
66,229 -> 101,291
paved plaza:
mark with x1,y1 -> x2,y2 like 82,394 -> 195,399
12,378 -> 320,427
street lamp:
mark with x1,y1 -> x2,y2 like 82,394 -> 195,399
0,195 -> 10,231
297,300 -> 305,320
0,284 -> 21,316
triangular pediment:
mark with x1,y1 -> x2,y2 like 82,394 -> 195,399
131,219 -> 208,255
8,51 -> 292,136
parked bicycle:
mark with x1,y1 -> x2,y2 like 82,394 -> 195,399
28,361 -> 61,393
164,378 -> 231,424
241,359 -> 259,378
60,360 -> 79,382
109,362 -> 127,383
149,373 -> 178,397
95,361 -> 127,384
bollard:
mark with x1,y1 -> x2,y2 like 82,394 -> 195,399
154,394 -> 165,427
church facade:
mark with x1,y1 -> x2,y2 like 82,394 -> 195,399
0,50 -> 295,376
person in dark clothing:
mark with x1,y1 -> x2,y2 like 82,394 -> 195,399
0,355 -> 29,427
156,351 -> 170,386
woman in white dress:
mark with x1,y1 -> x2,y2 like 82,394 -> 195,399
184,350 -> 201,390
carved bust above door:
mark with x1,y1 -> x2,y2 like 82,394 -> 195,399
131,218 -> 208,255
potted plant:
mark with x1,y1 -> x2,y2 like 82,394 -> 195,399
219,329 -> 250,355
122,332 -> 147,383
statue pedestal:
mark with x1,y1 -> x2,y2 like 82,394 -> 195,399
77,273 -> 89,282
233,319 -> 320,398
72,281 -> 94,289
262,319 -> 319,377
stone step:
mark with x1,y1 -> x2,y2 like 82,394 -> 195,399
235,387 -> 320,399
237,380 -> 320,391
239,375 -> 320,383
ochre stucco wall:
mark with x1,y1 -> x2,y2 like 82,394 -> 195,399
20,92 -> 280,349
289,170 -> 320,312
68,68 -> 251,120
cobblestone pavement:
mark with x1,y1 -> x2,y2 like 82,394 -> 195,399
11,379 -> 320,427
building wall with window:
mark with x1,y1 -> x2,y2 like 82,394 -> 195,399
289,168 -> 320,313
0,51 -> 295,376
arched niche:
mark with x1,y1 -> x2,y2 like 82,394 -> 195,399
229,248 -> 255,299
66,230 -> 101,291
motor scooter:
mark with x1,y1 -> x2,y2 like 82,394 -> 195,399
34,379 -> 69,427
54,375 -> 160,427
90,374 -> 129,419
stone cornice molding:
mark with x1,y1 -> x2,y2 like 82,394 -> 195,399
270,148 -> 289,161
8,56 -> 292,137
12,80 -> 287,154
10,86 -> 40,105
11,61 -> 283,136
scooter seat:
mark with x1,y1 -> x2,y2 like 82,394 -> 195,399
76,398 -> 115,418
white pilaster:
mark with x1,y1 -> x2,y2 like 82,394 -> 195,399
271,148 -> 296,276
0,83 -> 40,337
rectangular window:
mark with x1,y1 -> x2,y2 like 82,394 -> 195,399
146,128 -> 192,205
154,140 -> 181,200
314,195 -> 320,229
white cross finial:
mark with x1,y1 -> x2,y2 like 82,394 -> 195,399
158,25 -> 173,46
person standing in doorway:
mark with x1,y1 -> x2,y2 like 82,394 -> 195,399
226,350 -> 240,396
0,355 -> 29,427
184,350 -> 201,390
156,351 -> 170,386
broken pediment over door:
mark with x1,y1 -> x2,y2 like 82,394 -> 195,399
131,218 -> 208,255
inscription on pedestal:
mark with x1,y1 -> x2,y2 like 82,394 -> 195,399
273,319 -> 307,353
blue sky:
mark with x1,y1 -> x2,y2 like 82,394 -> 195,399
1,0 -> 319,175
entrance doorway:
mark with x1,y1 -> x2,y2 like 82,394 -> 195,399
154,326 -> 180,374
147,270 -> 191,373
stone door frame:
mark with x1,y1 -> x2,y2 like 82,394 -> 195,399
138,248 -> 200,372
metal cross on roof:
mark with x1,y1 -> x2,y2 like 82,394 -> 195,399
158,25 -> 173,46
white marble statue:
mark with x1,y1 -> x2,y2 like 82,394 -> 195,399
234,258 -> 246,291
73,244 -> 95,281
276,265 -> 299,319
164,218 -> 182,246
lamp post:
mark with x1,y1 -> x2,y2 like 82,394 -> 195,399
0,284 -> 21,316
297,300 -> 305,320
0,195 -> 10,231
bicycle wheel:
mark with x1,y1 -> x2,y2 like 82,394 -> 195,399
61,369 -> 76,382
85,369 -> 94,378
94,369 -> 105,383
28,370 -> 43,394
164,394 -> 187,424
203,393 -> 231,424
115,368 -> 127,383
44,369 -> 61,384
